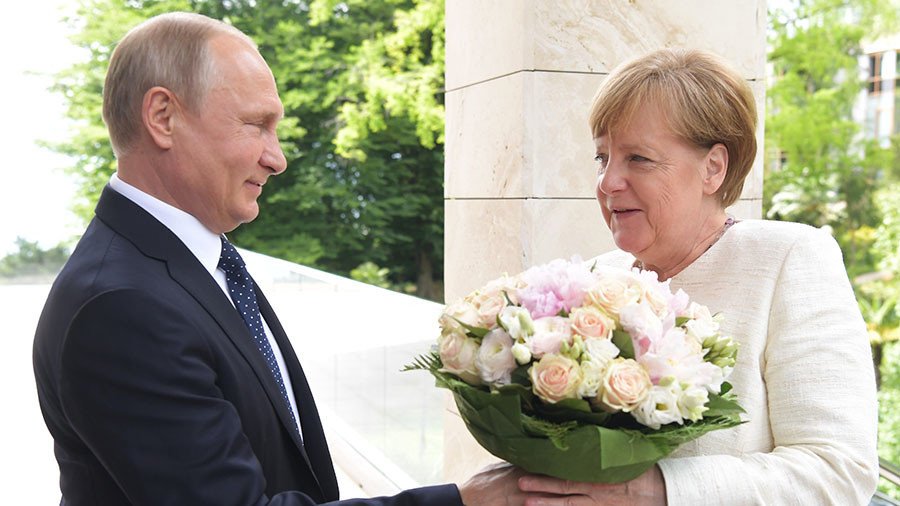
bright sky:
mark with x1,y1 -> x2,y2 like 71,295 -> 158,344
0,0 -> 85,256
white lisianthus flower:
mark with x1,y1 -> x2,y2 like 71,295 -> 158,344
577,359 -> 607,398
511,341 -> 533,365
677,384 -> 710,422
529,316 -> 574,358
438,331 -> 481,385
476,329 -> 517,386
583,337 -> 619,366
498,306 -> 535,341
684,315 -> 720,344
632,379 -> 683,429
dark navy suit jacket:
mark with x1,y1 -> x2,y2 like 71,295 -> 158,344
33,186 -> 461,505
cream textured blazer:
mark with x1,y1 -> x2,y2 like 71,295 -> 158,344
594,220 -> 879,505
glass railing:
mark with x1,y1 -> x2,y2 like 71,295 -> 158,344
241,249 -> 446,494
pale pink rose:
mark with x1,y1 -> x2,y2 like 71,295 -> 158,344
481,275 -> 523,305
570,306 -> 615,340
598,358 -> 651,413
438,331 -> 481,385
529,354 -> 583,403
439,299 -> 480,333
586,269 -> 642,316
473,291 -> 506,329
529,316 -> 574,358
476,329 -> 517,386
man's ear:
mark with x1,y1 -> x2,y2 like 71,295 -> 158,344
703,143 -> 728,195
142,86 -> 177,150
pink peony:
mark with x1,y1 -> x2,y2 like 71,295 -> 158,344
517,258 -> 595,318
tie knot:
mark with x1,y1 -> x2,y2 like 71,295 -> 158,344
218,238 -> 246,273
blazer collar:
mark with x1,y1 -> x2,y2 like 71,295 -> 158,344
94,186 -> 325,495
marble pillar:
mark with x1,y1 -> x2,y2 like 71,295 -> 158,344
443,0 -> 767,483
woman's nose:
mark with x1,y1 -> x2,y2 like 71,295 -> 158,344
597,160 -> 626,196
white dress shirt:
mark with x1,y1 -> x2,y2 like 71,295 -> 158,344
109,174 -> 302,434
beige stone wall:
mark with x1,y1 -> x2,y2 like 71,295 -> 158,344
443,0 -> 767,483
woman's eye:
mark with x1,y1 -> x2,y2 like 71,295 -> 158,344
594,153 -> 608,173
630,154 -> 649,162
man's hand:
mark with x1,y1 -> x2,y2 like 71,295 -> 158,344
458,462 -> 529,505
516,464 -> 667,506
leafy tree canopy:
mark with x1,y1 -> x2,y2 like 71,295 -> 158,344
51,0 -> 445,300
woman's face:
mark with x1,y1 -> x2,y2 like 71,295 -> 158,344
594,103 -> 726,269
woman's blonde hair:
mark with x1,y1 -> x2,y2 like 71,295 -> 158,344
102,12 -> 253,157
589,48 -> 757,208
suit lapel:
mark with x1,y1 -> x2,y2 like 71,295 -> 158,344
94,186 -> 325,494
256,288 -> 338,497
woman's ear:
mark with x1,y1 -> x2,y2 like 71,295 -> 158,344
703,143 -> 728,195
142,86 -> 177,150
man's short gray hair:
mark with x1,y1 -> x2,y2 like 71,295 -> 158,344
102,12 -> 255,157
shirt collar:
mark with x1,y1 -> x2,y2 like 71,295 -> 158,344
109,173 -> 222,277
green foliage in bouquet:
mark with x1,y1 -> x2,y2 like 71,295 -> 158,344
405,351 -> 744,483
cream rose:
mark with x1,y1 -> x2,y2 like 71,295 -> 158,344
473,291 -> 506,329
439,299 -> 480,333
438,331 -> 480,385
529,354 -> 583,403
586,271 -> 642,316
598,358 -> 651,413
570,306 -> 615,340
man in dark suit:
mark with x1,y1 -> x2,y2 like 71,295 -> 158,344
33,12 -> 524,505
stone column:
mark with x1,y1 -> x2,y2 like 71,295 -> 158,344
443,0 -> 767,482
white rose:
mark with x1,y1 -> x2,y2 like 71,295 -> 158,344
476,329 -> 517,386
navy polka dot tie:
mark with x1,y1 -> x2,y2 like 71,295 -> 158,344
218,238 -> 300,438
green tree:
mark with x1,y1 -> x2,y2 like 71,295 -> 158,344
50,0 -> 446,300
766,1 -> 900,497
766,0 -> 897,276
0,237 -> 70,279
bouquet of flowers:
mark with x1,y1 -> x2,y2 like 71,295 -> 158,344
406,258 -> 744,483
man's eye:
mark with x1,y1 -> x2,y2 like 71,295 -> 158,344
630,155 -> 649,162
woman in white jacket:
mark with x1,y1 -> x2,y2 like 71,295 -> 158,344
518,48 -> 878,505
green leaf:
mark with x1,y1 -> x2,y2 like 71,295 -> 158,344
612,330 -> 635,359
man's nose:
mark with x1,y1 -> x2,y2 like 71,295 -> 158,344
262,134 -> 287,175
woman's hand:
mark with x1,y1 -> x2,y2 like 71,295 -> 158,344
517,465 -> 667,506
